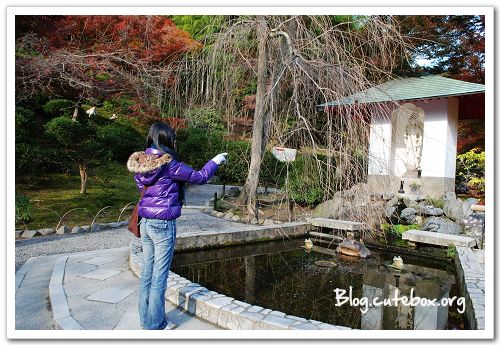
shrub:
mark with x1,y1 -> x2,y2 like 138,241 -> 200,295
45,116 -> 93,147
15,194 -> 32,225
456,148 -> 485,195
16,143 -> 47,175
16,143 -> 70,178
42,99 -> 75,117
381,223 -> 420,238
15,106 -> 37,128
287,154 -> 327,206
177,129 -> 269,186
259,150 -> 286,190
94,73 -> 110,81
217,140 -> 252,185
426,197 -> 444,209
96,123 -> 144,162
183,106 -> 225,132
15,107 -> 39,142
446,245 -> 457,259
177,127 -> 224,169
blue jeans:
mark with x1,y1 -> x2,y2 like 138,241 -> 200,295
138,218 -> 177,330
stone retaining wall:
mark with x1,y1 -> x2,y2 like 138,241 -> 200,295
455,247 -> 485,330
175,222 -> 310,251
129,220 -> 485,331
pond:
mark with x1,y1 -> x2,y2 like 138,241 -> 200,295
171,238 -> 467,330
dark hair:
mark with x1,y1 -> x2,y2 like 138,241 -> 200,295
146,122 -> 176,153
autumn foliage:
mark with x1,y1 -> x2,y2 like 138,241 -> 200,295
47,16 -> 198,62
15,15 -> 200,118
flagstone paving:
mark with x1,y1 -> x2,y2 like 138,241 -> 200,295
15,247 -> 221,330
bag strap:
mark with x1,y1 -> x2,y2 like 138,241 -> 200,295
139,185 -> 148,199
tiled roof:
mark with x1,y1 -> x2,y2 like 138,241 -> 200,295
320,75 -> 485,107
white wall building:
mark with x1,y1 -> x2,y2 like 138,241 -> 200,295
322,76 -> 485,197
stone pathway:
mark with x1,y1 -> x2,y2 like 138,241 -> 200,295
16,246 -> 220,330
15,254 -> 61,330
455,247 -> 485,330
184,184 -> 278,207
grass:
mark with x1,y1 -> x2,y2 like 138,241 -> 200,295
380,223 -> 420,238
426,197 -> 445,209
15,161 -> 139,231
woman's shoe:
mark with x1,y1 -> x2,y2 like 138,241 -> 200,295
164,321 -> 177,330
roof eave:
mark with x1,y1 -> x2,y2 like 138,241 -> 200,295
318,90 -> 485,108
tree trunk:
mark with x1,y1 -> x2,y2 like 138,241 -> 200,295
241,17 -> 268,218
72,105 -> 80,121
79,163 -> 88,194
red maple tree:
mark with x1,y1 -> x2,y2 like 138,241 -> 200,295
15,15 -> 200,119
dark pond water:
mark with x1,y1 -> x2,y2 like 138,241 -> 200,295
170,238 -> 467,330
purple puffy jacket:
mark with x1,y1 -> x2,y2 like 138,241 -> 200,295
127,147 -> 219,220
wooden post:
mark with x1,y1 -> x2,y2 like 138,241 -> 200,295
214,192 -> 218,211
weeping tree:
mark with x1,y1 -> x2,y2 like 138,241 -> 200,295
168,15 -> 410,223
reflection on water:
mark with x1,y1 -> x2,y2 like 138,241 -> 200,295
170,238 -> 466,330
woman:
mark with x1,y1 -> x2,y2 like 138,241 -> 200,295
127,122 -> 227,330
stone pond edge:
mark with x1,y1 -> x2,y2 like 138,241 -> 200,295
454,247 -> 485,330
128,223 -> 351,331
41,216 -> 484,330
48,256 -> 84,330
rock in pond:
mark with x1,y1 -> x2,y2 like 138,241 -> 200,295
422,216 -> 461,235
336,239 -> 371,258
315,260 -> 337,268
400,207 -> 417,225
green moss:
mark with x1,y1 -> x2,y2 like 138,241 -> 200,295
15,161 -> 138,230
94,73 -> 111,81
446,245 -> 457,259
381,223 -> 420,238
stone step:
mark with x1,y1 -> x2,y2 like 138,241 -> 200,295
402,230 -> 477,248
309,243 -> 338,256
309,231 -> 343,242
308,218 -> 365,231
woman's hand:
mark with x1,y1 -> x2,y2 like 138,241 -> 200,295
212,152 -> 228,165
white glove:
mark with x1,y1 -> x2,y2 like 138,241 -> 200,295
212,152 -> 228,165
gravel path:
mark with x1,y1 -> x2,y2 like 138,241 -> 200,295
15,227 -> 133,272
14,208 -> 248,272
14,184 -> 279,272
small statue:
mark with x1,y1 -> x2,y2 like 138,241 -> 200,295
86,106 -> 97,117
390,256 -> 404,270
398,180 -> 405,194
303,238 -> 313,250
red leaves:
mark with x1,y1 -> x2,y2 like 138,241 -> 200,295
16,15 -> 198,114
164,117 -> 187,130
242,94 -> 256,112
23,15 -> 199,64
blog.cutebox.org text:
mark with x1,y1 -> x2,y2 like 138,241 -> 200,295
333,287 -> 466,314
